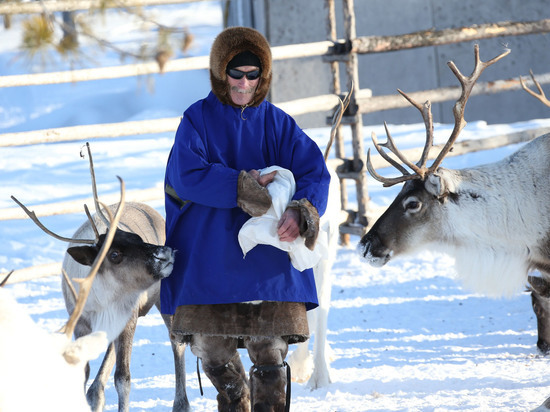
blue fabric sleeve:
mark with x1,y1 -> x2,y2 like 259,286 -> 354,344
268,106 -> 331,216
166,113 -> 240,209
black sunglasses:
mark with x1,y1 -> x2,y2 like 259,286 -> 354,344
226,68 -> 261,81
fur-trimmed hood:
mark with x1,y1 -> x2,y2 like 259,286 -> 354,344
209,26 -> 272,107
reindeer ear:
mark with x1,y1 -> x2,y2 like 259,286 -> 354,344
67,246 -> 99,266
425,170 -> 457,199
425,174 -> 443,197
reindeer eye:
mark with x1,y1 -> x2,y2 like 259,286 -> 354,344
404,198 -> 422,213
108,250 -> 123,264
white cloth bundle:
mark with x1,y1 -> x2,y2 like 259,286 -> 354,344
238,166 -> 328,271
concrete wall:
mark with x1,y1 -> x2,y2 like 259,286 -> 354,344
226,0 -> 550,129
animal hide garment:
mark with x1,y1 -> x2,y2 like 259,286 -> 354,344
238,166 -> 328,271
171,301 -> 309,345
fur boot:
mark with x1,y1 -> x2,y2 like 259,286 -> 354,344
203,353 -> 251,412
249,364 -> 288,412
245,337 -> 289,412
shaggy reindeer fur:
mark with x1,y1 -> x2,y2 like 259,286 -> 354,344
359,133 -> 550,298
0,288 -> 107,412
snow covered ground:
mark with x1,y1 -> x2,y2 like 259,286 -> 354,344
2,1 -> 550,411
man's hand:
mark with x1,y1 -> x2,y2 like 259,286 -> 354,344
277,208 -> 301,242
248,169 -> 277,187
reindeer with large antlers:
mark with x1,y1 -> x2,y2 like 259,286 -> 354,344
358,44 -> 550,298
11,145 -> 190,412
358,44 -> 550,410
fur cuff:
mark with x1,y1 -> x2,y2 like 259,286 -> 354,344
287,198 -> 320,250
237,170 -> 272,217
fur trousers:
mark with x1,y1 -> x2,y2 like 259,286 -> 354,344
191,334 -> 290,412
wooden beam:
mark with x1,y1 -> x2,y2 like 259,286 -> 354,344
351,19 -> 550,55
357,73 -> 550,114
1,187 -> 163,220
0,117 -> 180,147
0,56 -> 209,88
1,263 -> 61,284
0,0 -> 200,15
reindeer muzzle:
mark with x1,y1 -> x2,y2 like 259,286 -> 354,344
357,233 -> 393,267
152,247 -> 176,279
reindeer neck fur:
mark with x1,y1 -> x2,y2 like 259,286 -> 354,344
89,297 -> 141,342
67,261 -> 154,342
431,134 -> 550,296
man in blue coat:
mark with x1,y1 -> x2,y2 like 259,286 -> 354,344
162,26 -> 331,412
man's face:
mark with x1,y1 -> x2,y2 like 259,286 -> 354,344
227,65 -> 260,106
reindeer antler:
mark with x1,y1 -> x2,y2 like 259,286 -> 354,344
11,142 -> 114,244
367,45 -> 510,187
82,142 -> 111,228
11,196 -> 96,245
520,69 -> 550,107
60,177 -> 125,339
324,82 -> 354,161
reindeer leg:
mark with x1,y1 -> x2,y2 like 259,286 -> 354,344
308,248 -> 334,389
160,312 -> 191,412
286,337 -> 313,383
308,303 -> 331,389
170,340 -> 190,412
87,342 -> 116,412
528,276 -> 550,354
114,312 -> 138,412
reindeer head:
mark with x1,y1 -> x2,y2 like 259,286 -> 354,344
358,45 -> 510,266
67,229 -> 174,285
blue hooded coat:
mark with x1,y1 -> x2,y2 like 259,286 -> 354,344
160,91 -> 331,315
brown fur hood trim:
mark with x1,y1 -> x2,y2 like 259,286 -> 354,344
209,26 -> 272,107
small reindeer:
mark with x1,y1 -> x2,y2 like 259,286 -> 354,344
1,178 -> 125,412
12,145 -> 190,412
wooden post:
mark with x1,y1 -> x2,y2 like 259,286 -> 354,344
325,0 -> 350,244
342,0 -> 369,234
